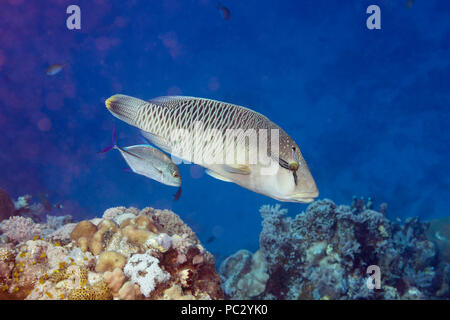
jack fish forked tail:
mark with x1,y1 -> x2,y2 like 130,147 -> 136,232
105,94 -> 319,203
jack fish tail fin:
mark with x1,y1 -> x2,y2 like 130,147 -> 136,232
98,125 -> 118,154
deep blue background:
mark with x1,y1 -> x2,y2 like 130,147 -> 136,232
0,0 -> 449,264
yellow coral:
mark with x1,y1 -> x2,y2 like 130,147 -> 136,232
121,225 -> 154,245
77,237 -> 89,252
95,251 -> 126,273
67,282 -> 113,300
103,268 -> 125,295
89,224 -> 117,255
70,220 -> 98,242
98,220 -> 119,233
68,287 -> 97,300
92,280 -> 113,300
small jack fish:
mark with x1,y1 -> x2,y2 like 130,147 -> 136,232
105,94 -> 318,203
99,127 -> 182,188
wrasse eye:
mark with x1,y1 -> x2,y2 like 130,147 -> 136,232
292,146 -> 296,152
289,161 -> 299,171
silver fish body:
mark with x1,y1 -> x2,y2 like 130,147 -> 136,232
106,94 -> 318,202
117,144 -> 181,187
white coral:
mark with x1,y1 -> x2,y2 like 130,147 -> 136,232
124,251 -> 170,297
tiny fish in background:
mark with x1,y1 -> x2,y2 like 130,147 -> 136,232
217,4 -> 230,20
405,0 -> 415,9
206,235 -> 215,244
98,126 -> 182,188
54,203 -> 63,209
46,64 -> 65,76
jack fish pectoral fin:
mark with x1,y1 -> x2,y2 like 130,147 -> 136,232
221,164 -> 251,175
205,169 -> 234,182
140,131 -> 172,154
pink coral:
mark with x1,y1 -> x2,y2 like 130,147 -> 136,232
0,216 -> 42,243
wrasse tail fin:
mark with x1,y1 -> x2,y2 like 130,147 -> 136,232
105,94 -> 145,126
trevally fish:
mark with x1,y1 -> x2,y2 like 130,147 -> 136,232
105,94 -> 318,203
99,127 -> 182,188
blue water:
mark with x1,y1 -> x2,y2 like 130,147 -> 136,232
0,0 -> 449,264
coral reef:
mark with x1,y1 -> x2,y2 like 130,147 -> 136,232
220,199 -> 450,300
0,203 -> 223,300
0,216 -> 42,244
426,216 -> 450,265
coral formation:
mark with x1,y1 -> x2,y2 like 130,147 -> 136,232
426,216 -> 450,264
220,199 -> 450,300
0,216 -> 42,244
0,201 -> 223,300
96,251 -> 126,273
124,252 -> 170,297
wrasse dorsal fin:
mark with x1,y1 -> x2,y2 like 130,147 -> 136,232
148,96 -> 200,108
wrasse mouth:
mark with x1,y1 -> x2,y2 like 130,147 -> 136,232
291,191 -> 319,203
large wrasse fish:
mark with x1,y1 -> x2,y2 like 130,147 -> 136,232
99,127 -> 182,192
105,94 -> 318,203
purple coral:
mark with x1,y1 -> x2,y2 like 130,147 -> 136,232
0,216 -> 42,243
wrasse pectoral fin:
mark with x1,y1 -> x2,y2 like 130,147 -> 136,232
293,170 -> 298,186
205,169 -> 233,182
140,131 -> 171,153
222,164 -> 251,175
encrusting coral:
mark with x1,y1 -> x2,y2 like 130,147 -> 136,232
220,199 -> 450,300
0,201 -> 223,300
